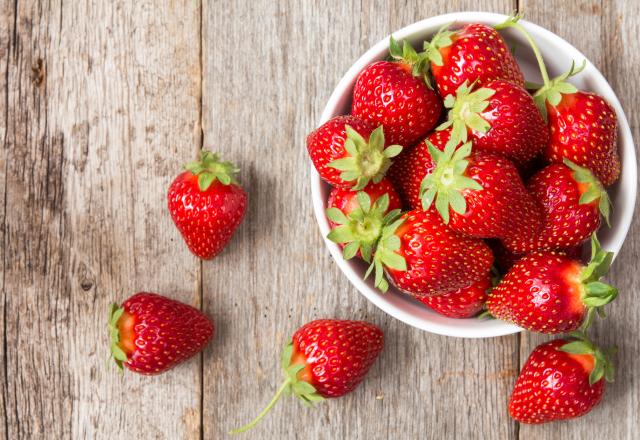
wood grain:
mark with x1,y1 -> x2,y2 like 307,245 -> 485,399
201,1 -> 519,439
518,1 -> 640,439
2,0 -> 202,438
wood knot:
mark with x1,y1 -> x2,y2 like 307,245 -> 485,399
31,58 -> 45,86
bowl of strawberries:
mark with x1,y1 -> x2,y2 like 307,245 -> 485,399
308,11 -> 636,338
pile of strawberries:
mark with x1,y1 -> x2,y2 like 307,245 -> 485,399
307,15 -> 621,424
106,15 -> 623,433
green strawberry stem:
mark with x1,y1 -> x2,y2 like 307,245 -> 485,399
230,342 -> 324,434
559,331 -> 616,385
328,125 -> 402,191
230,379 -> 292,434
326,192 -> 402,262
563,158 -> 611,227
578,235 -> 617,331
419,140 -> 483,223
366,216 -> 407,293
107,303 -> 127,372
494,14 -> 586,120
184,150 -> 240,191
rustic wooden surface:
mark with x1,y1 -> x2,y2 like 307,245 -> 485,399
1,0 -> 637,439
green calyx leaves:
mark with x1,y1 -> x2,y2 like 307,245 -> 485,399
365,216 -> 407,293
437,81 -> 495,148
328,125 -> 402,190
279,342 -> 325,407
422,22 -> 456,68
419,140 -> 482,224
563,158 -> 611,226
326,192 -> 402,263
559,331 -> 616,385
184,150 -> 240,191
107,303 -> 127,372
533,60 -> 586,121
389,36 -> 432,86
578,235 -> 617,331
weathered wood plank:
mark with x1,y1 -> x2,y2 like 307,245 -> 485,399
518,1 -> 640,439
2,1 -> 202,438
201,1 -> 519,439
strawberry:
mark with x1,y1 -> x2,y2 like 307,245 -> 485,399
437,80 -> 548,166
488,239 -> 584,274
368,208 -> 494,297
419,140 -> 543,244
423,23 -> 524,97
306,116 -> 402,189
108,293 -> 214,375
509,334 -> 615,424
231,319 -> 383,433
168,151 -> 247,260
503,159 -> 611,254
496,15 -> 620,185
416,273 -> 491,318
388,128 -> 451,209
351,37 -> 442,147
325,178 -> 402,262
487,235 -> 617,333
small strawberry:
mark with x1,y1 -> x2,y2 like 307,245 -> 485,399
503,159 -> 611,254
351,37 -> 442,147
168,150 -> 247,260
496,15 -> 620,185
488,235 -> 617,333
108,293 -> 214,375
306,116 -> 402,189
509,334 -> 615,424
368,208 -> 494,297
437,80 -> 548,166
419,140 -> 543,244
325,178 -> 402,262
416,273 -> 492,318
388,128 -> 452,209
231,319 -> 383,433
423,22 -> 524,97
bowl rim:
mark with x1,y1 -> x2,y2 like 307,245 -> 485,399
310,11 -> 637,338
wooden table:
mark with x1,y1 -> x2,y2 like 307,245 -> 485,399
1,1 -> 638,438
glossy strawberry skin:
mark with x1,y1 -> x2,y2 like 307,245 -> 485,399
307,115 -> 376,188
168,171 -> 247,260
291,319 -> 383,398
117,293 -> 214,375
546,91 -> 620,186
431,24 -> 524,97
469,81 -> 548,166
450,151 -> 543,243
386,209 -> 494,297
503,164 -> 601,254
487,253 -> 586,333
388,129 -> 451,209
488,239 -> 584,274
327,178 -> 401,229
351,61 -> 442,146
509,339 -> 605,424
416,274 -> 491,318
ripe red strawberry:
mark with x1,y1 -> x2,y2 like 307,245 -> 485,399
306,115 -> 402,189
388,128 -> 452,209
488,235 -> 617,333
419,140 -> 543,244
168,151 -> 247,260
416,273 -> 491,318
496,15 -> 620,185
509,334 -> 615,424
503,159 -> 610,254
369,208 -> 494,297
351,37 -> 442,147
424,23 -> 524,97
108,292 -> 214,375
437,80 -> 548,166
488,239 -> 584,274
325,178 -> 402,262
232,319 -> 383,433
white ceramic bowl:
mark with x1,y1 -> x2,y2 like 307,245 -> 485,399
310,11 -> 637,338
